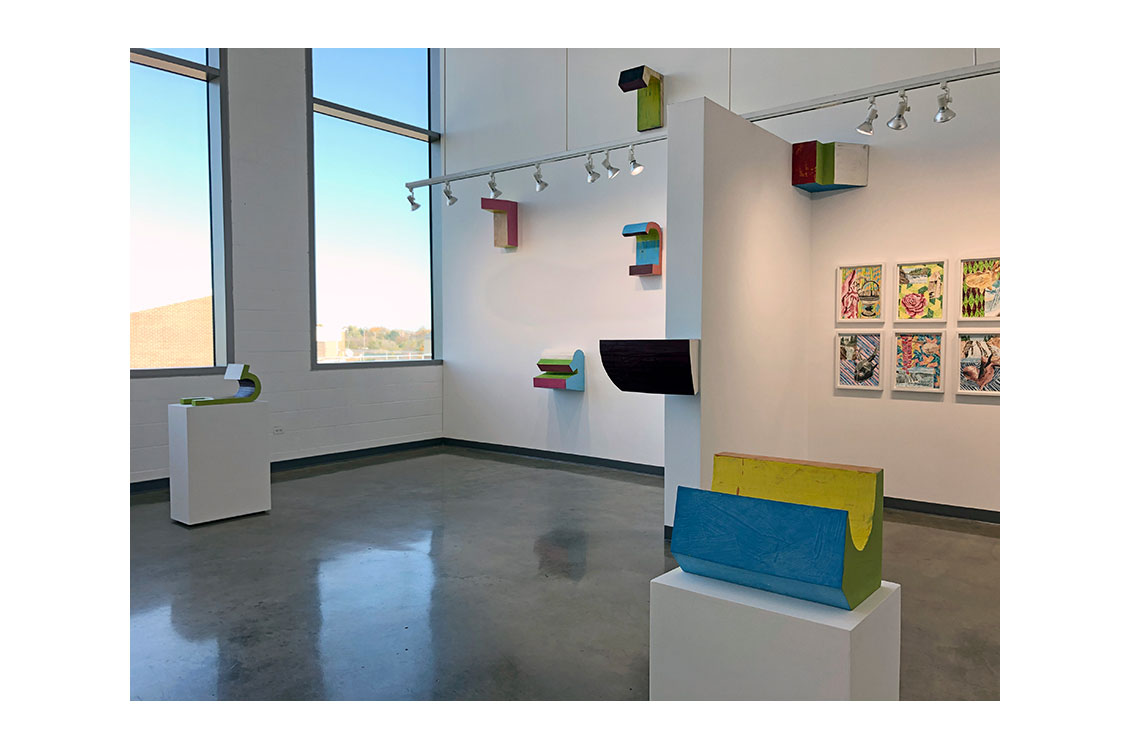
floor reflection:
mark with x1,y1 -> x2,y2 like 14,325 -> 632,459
130,604 -> 218,700
534,528 -> 588,581
317,530 -> 436,699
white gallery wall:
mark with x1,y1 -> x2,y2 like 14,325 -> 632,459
130,48 -> 442,483
773,75 -> 1001,512
438,48 -> 999,510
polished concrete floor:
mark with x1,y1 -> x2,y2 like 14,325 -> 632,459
130,446 -> 999,700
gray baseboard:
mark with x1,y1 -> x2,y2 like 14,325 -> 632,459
131,436 -> 661,499
131,439 -> 997,526
442,438 -> 663,476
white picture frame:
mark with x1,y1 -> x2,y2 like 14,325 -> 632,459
835,263 -> 885,323
892,330 -> 945,393
835,332 -> 883,391
955,330 -> 1000,396
894,260 -> 947,323
957,256 -> 1001,321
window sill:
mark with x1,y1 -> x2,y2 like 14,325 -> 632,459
312,359 -> 443,371
131,366 -> 226,379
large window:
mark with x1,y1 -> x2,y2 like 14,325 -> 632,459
309,48 -> 435,365
130,48 -> 228,372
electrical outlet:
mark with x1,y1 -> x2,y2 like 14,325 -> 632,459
272,427 -> 284,435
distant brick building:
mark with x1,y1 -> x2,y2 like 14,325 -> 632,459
130,296 -> 214,369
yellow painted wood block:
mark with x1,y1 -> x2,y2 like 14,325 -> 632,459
708,453 -> 883,608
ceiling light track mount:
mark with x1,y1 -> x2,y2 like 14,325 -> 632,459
405,60 -> 998,206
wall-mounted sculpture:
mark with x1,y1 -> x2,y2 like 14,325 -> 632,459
180,364 -> 262,406
671,453 -> 884,610
617,65 -> 664,132
599,339 -> 699,395
622,222 -> 663,276
480,198 -> 519,248
791,141 -> 869,193
533,350 -> 585,391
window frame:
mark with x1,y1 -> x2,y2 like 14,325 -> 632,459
305,47 -> 442,371
129,47 -> 234,378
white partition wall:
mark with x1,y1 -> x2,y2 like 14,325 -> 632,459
663,98 -> 813,524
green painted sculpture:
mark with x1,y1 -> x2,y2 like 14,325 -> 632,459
180,364 -> 262,406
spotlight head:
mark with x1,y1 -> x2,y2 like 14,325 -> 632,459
934,83 -> 956,123
407,189 -> 420,211
487,172 -> 502,199
602,150 -> 620,179
628,145 -> 644,175
856,96 -> 878,136
533,164 -> 548,192
443,181 -> 458,206
585,154 -> 600,184
886,90 -> 910,131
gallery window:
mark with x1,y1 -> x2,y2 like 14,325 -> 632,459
309,48 -> 437,366
130,48 -> 230,373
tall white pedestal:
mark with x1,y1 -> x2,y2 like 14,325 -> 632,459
650,568 -> 900,700
168,401 -> 271,525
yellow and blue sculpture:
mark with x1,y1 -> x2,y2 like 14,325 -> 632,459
671,453 -> 883,610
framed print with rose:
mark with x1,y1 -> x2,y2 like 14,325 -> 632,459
895,260 -> 945,321
836,264 -> 884,322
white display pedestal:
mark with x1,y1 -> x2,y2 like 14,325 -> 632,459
168,401 -> 271,526
650,568 -> 900,700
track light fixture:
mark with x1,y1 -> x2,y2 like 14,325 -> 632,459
856,96 -> 879,136
602,150 -> 620,179
628,144 -> 644,175
934,82 -> 956,123
533,164 -> 548,192
443,181 -> 457,206
886,90 -> 910,131
406,188 -> 420,211
487,172 -> 502,199
585,154 -> 601,183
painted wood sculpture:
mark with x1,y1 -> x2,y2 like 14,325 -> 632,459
622,222 -> 662,276
180,364 -> 262,406
617,65 -> 664,131
792,141 -> 869,192
599,339 -> 700,395
671,453 -> 883,610
533,350 -> 585,391
480,198 -> 518,248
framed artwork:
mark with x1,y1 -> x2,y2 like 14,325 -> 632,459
893,331 -> 945,392
896,260 -> 946,321
836,264 -> 884,322
960,256 -> 1000,319
835,332 -> 882,390
957,332 -> 1000,396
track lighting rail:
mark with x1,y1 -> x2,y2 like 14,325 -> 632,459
405,60 -> 999,192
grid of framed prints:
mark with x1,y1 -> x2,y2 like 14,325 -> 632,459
833,257 -> 999,396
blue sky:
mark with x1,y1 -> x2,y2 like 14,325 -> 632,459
131,48 -> 432,332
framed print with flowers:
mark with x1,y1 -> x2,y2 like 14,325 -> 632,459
896,260 -> 945,321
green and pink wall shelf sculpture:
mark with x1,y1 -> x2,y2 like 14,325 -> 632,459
618,65 -> 664,132
622,222 -> 663,276
180,364 -> 262,406
533,350 -> 585,391
791,141 -> 869,193
481,198 -> 518,248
